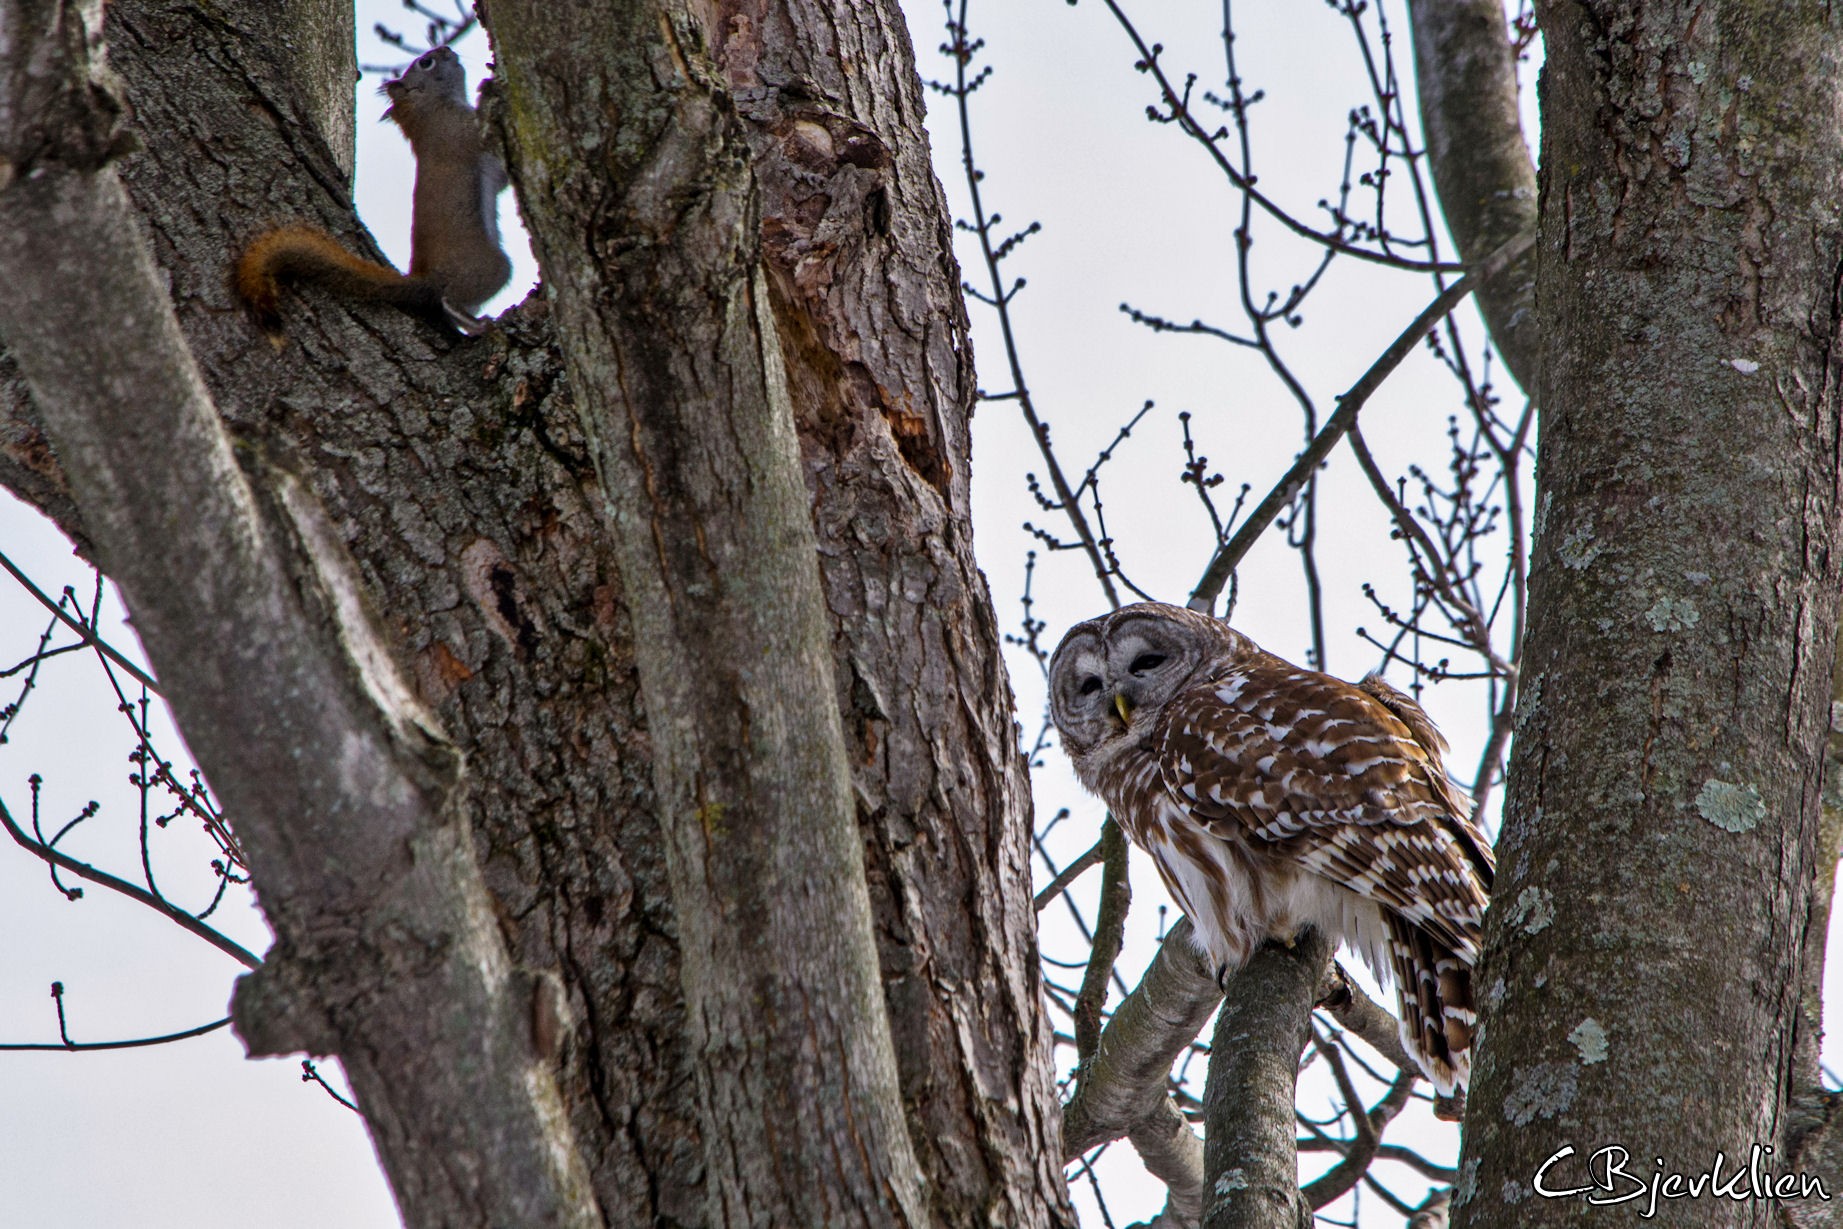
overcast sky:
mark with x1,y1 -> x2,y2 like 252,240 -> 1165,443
3,3 -> 1832,1228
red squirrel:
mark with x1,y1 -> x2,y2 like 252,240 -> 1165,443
236,47 -> 511,336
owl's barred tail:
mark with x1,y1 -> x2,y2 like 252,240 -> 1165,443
1387,917 -> 1476,1096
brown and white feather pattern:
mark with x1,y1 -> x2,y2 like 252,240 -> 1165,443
1049,603 -> 1494,1094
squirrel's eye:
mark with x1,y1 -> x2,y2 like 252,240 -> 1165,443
1079,677 -> 1103,697
1129,653 -> 1166,674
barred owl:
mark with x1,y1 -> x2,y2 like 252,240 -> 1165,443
1048,601 -> 1494,1092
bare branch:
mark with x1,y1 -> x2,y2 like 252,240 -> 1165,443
1062,917 -> 1221,1161
1035,835 -> 1105,913
0,549 -> 157,694
1076,818 -> 1133,1059
1404,0 -> 1538,388
940,5 -> 1123,608
301,1059 -> 361,1113
1316,961 -> 1417,1078
1299,1031 -> 1415,1209
1129,1098 -> 1205,1229
0,1013 -> 231,1052
1296,1139 -> 1458,1184
1202,928 -> 1332,1229
1096,0 -> 1463,274
1344,424 -> 1511,678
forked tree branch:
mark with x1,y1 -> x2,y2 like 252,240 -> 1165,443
0,5 -> 599,1224
1062,918 -> 1220,1228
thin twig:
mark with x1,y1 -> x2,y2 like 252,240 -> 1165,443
0,1015 -> 232,1052
0,550 -> 159,694
942,3 -> 1122,607
1097,0 -> 1465,274
0,796 -> 261,969
1345,423 -> 1512,679
302,1059 -> 363,1113
1035,836 -> 1105,912
1301,1029 -> 1416,1208
1186,230 -> 1533,612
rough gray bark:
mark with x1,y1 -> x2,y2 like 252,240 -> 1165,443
1405,0 -> 1538,389
1454,4 -> 1843,1226
0,349 -> 84,552
0,4 -> 598,1226
482,3 -> 925,1221
707,9 -> 1073,1215
1201,929 -> 1331,1229
278,1 -> 356,182
0,0 -> 1069,1224
623,2 -> 1072,1221
61,6 -> 692,1218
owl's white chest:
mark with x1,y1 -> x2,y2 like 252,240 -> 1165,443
1127,789 -> 1391,987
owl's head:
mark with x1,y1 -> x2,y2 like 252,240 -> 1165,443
1048,601 -> 1252,775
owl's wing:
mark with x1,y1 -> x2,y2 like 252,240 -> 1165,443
1155,654 -> 1491,954
1355,672 -> 1496,882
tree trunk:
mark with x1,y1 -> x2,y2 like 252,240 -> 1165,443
0,0 -> 1068,1224
484,3 -> 926,1221
705,6 -> 1073,1221
1454,4 -> 1843,1226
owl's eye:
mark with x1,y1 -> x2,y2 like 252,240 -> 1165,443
1079,676 -> 1103,696
1129,653 -> 1167,674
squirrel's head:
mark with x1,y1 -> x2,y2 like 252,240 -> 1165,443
382,45 -> 469,118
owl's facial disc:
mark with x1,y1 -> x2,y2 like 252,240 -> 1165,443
1049,603 -> 1240,768
1104,625 -> 1196,718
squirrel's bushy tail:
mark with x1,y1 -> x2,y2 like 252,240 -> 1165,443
234,225 -> 449,334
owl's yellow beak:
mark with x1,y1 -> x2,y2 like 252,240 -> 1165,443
1114,692 -> 1134,724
